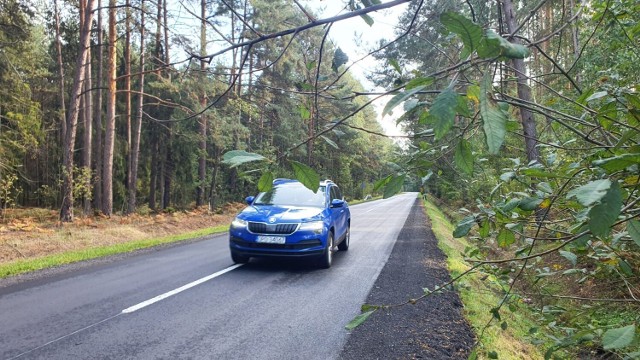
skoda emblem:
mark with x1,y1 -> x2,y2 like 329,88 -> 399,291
268,217 -> 276,223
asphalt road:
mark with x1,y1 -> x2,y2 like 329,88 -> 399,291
0,192 -> 418,360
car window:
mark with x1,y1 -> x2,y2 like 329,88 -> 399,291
335,186 -> 343,200
253,184 -> 326,207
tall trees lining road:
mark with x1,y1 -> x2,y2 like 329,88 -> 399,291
0,0 -> 395,219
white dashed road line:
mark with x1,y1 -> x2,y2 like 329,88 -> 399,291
121,263 -> 244,314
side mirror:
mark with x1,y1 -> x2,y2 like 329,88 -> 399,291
245,196 -> 255,205
330,199 -> 345,208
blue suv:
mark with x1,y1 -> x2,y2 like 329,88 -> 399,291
229,179 -> 350,268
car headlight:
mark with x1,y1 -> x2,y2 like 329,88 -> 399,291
299,220 -> 324,234
231,218 -> 248,229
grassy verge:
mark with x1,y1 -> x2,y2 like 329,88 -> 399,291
348,195 -> 382,206
0,225 -> 228,278
422,197 -> 546,359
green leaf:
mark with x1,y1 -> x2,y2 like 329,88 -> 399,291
480,71 -> 507,154
593,153 -> 640,172
456,95 -> 471,117
332,48 -> 349,71
500,198 -> 520,212
487,350 -> 499,359
521,168 -> 567,178
405,77 -> 434,90
320,135 -> 339,149
257,171 -> 274,192
518,197 -> 542,211
586,91 -> 608,102
559,250 -> 577,267
299,105 -> 311,120
454,139 -> 474,176
389,59 -> 402,74
567,179 -> 612,206
440,11 -> 483,59
306,61 -> 316,71
373,175 -> 392,193
537,182 -> 553,194
497,228 -> 516,247
429,87 -> 459,139
501,321 -> 508,330
619,259 -> 633,276
383,174 -> 406,199
467,84 -> 480,103
628,220 -> 640,247
383,86 -> 426,116
468,350 -> 478,360
490,307 -> 501,320
454,216 -> 475,238
479,219 -> 490,238
477,29 -> 530,59
360,13 -> 374,26
602,325 -> 636,350
361,304 -> 378,312
345,310 -> 376,330
222,150 -> 267,168
588,182 -> 622,238
289,160 -> 320,192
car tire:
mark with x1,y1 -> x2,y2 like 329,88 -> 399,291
318,232 -> 334,269
338,225 -> 350,251
231,251 -> 250,264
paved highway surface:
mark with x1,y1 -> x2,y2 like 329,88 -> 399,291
0,193 -> 418,359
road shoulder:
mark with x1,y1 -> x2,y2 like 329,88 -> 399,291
339,198 -> 475,359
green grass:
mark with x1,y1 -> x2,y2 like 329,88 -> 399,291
422,197 -> 546,359
0,225 -> 229,279
348,195 -> 382,205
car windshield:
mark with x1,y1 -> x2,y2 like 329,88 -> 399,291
253,184 -> 326,207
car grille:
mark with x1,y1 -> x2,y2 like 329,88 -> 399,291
248,222 -> 299,235
231,237 -> 321,250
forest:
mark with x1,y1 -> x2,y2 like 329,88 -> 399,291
0,0 -> 396,221
1,0 -> 639,358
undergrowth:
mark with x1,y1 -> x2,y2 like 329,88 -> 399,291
423,196 -> 547,359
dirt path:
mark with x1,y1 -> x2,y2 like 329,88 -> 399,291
340,199 -> 475,359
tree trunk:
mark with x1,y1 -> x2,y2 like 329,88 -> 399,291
208,148 -> 220,210
53,0 -> 67,145
149,128 -> 158,210
161,0 -> 173,210
163,0 -> 170,80
60,0 -> 96,222
570,0 -> 580,86
501,0 -> 540,164
124,0 -> 132,211
128,0 -> 145,215
83,38 -> 93,216
148,0 -> 163,211
196,0 -> 207,207
93,0 -> 104,211
162,130 -> 173,210
102,0 -> 117,216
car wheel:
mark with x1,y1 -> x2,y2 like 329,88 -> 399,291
231,251 -> 249,264
318,232 -> 334,269
338,225 -> 350,251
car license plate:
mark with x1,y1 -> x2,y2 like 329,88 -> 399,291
256,236 -> 286,244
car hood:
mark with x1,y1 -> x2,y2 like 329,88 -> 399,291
239,205 -> 324,223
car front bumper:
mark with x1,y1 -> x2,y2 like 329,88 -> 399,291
229,233 -> 326,258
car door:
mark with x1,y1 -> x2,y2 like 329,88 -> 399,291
329,186 -> 347,239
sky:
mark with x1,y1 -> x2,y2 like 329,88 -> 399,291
162,0 -> 410,137
306,1 -> 409,137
